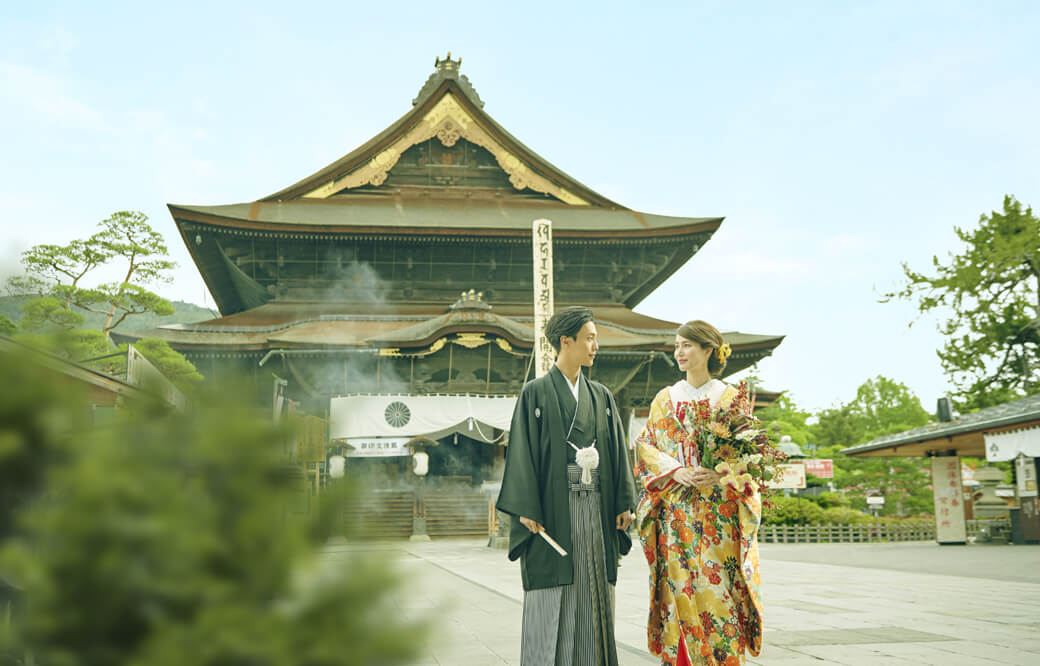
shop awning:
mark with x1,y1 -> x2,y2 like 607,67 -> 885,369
329,393 -> 517,445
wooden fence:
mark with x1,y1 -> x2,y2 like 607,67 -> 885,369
758,519 -> 1010,544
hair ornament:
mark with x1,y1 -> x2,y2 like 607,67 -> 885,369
716,343 -> 732,363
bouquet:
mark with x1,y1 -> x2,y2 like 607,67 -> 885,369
680,381 -> 787,498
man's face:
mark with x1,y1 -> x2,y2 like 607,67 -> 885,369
562,321 -> 599,367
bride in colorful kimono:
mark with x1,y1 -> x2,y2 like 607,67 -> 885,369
634,320 -> 763,666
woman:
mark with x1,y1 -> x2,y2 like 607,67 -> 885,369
634,320 -> 763,666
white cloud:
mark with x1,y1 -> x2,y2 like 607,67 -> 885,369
39,26 -> 80,57
822,233 -> 874,254
0,61 -> 108,131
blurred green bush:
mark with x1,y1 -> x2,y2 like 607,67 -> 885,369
0,351 -> 427,665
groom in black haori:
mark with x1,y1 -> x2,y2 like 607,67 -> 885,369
497,306 -> 637,666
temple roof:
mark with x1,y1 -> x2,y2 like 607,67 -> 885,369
168,56 -> 728,317
169,201 -> 721,237
841,393 -> 1040,458
260,53 -> 622,208
111,300 -> 784,377
169,55 -> 721,235
149,56 -> 786,386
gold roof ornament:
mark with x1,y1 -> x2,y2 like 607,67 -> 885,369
450,288 -> 491,311
435,52 -> 461,71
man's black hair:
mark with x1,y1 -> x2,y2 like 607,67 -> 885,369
543,306 -> 594,353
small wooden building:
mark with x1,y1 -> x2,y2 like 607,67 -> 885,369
842,394 -> 1040,544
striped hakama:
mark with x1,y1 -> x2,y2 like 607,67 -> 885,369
521,464 -> 618,666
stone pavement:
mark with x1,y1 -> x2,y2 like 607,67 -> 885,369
322,539 -> 1040,665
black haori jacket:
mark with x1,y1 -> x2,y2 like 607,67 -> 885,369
496,366 -> 637,591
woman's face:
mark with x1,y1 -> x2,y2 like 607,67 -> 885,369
674,334 -> 712,373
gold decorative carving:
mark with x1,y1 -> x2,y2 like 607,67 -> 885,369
452,333 -> 488,349
436,120 -> 461,147
302,93 -> 588,205
378,347 -> 402,357
393,337 -> 448,358
494,338 -> 515,354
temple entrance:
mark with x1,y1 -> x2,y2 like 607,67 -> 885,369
332,392 -> 509,539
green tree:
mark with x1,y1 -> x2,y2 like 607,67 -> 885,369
14,329 -> 112,367
0,358 -> 426,665
883,195 -> 1040,408
17,295 -> 84,332
120,337 -> 205,392
826,453 -> 933,517
755,392 -> 814,448
6,211 -> 201,393
12,331 -> 204,394
8,211 -> 176,338
809,377 -> 934,517
0,314 -> 15,337
814,375 -> 932,448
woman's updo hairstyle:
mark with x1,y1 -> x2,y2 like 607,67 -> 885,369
676,319 -> 729,377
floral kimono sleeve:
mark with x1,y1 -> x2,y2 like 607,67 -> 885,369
634,390 -> 684,492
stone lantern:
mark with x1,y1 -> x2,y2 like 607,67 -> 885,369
973,465 -> 1010,519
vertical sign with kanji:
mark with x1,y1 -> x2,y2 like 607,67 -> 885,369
532,219 -> 555,378
931,456 -> 967,544
1016,454 -> 1038,498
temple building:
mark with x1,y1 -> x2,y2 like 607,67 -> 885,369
115,55 -> 784,537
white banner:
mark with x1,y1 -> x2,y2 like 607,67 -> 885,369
329,394 -> 517,444
985,426 -> 1040,462
532,218 -> 555,378
931,457 -> 967,543
345,437 -> 411,458
628,414 -> 648,451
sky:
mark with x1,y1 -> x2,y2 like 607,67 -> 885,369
1,1 -> 1037,413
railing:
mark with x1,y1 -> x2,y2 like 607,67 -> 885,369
968,518 -> 1012,542
343,490 -> 415,539
426,491 -> 489,537
341,488 -> 491,539
758,518 -> 1011,544
759,521 -> 935,543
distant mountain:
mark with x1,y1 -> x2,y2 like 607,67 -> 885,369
0,295 -> 219,332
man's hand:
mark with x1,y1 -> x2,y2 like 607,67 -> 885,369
616,510 -> 634,531
518,516 -> 544,534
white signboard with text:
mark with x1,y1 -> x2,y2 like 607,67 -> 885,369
345,437 -> 410,458
931,457 -> 967,543
1016,454 -> 1038,498
532,219 -> 555,378
769,463 -> 806,489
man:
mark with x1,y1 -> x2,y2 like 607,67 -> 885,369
497,306 -> 637,666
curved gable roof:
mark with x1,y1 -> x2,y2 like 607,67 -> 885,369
261,63 -> 622,208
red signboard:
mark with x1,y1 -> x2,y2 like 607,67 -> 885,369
803,458 -> 834,478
